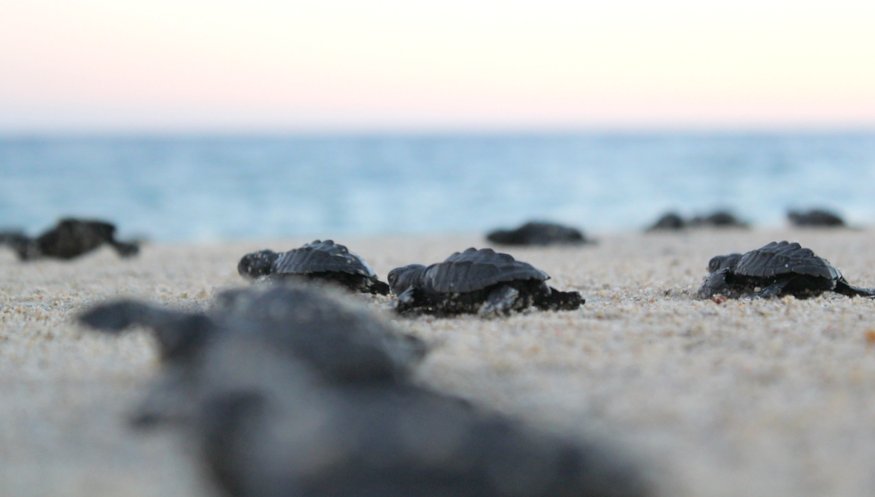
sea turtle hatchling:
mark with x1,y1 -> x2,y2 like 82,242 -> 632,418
237,240 -> 390,295
486,221 -> 590,246
787,208 -> 846,228
645,212 -> 686,231
688,210 -> 748,228
0,218 -> 139,260
646,210 -> 748,231
77,284 -> 427,426
79,284 -> 425,380
388,247 -> 584,316
77,288 -> 647,497
698,240 -> 875,299
194,378 -> 649,497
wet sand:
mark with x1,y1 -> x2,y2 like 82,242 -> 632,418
2,229 -> 875,497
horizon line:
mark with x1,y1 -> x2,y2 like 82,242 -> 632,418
2,123 -> 875,139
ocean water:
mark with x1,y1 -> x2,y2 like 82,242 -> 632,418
1,132 -> 874,242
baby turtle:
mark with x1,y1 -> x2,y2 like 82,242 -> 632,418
388,247 -> 583,316
689,210 -> 748,228
80,284 -> 425,381
698,240 -> 875,299
197,380 -> 650,497
78,286 -> 649,497
486,221 -> 590,246
78,284 -> 427,426
0,218 -> 139,260
237,240 -> 390,295
787,208 -> 846,227
646,212 -> 685,231
646,210 -> 747,231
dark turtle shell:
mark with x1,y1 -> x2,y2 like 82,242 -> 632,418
646,212 -> 685,231
77,284 -> 428,427
1,218 -> 140,260
196,380 -> 648,497
420,248 -> 549,293
272,240 -> 376,278
486,221 -> 586,246
391,248 -> 582,315
689,211 -> 748,228
787,209 -> 846,227
697,240 -> 875,299
732,241 -> 840,281
238,240 -> 389,295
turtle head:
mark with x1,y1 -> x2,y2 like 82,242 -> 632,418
237,250 -> 279,279
486,229 -> 516,244
708,253 -> 742,273
387,264 -> 427,295
0,232 -> 39,260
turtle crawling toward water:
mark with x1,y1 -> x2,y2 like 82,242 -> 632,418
388,248 -> 583,316
77,285 -> 648,497
698,241 -> 875,299
0,218 -> 139,260
646,212 -> 686,231
646,210 -> 748,231
486,221 -> 590,246
78,284 -> 427,425
787,208 -> 846,228
194,378 -> 649,497
689,210 -> 749,228
237,240 -> 390,295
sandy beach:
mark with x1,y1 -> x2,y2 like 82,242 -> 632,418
2,228 -> 875,497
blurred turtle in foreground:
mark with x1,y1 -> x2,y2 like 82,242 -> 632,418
195,375 -> 649,497
78,284 -> 650,497
79,285 -> 424,392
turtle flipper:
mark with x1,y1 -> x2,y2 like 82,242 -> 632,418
757,279 -> 790,298
109,239 -> 140,258
368,279 -> 391,296
129,366 -> 193,429
697,268 -> 731,299
835,279 -> 875,297
78,300 -> 182,332
478,285 -> 520,317
78,300 -> 214,361
536,286 -> 584,311
0,233 -> 39,260
394,287 -> 420,314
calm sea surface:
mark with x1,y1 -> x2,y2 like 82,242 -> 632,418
1,133 -> 874,241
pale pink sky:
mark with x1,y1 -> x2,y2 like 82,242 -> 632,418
2,0 -> 875,131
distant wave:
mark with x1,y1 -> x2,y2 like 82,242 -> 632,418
1,133 -> 874,241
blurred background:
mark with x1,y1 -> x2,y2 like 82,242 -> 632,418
2,1 -> 874,241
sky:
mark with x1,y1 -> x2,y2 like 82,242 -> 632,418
2,0 -> 875,132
